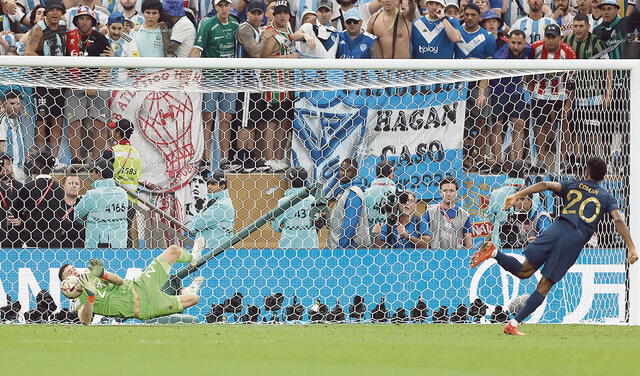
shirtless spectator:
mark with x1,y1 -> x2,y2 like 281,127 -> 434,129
367,0 -> 416,59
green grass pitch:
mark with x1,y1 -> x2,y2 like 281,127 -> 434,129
1,324 -> 638,375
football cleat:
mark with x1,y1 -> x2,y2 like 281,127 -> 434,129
503,321 -> 525,336
469,239 -> 496,268
190,237 -> 205,268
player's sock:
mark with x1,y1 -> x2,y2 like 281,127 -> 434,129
495,252 -> 523,276
189,237 -> 205,268
514,291 -> 545,323
176,247 -> 193,264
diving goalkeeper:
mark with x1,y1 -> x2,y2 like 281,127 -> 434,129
58,238 -> 205,325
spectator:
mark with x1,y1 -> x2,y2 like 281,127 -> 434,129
18,5 -> 46,46
486,161 -> 551,248
528,23 -> 575,173
0,89 -> 30,182
24,0 -> 66,162
60,173 -> 85,248
19,149 -> 66,248
0,0 -> 30,33
190,171 -> 236,249
588,0 -> 603,31
74,158 -> 129,248
336,8 -> 380,58
372,191 -> 431,249
411,0 -> 462,59
511,0 -> 557,45
484,29 -> 531,168
120,0 -> 145,30
480,10 -> 507,50
565,13 -> 611,169
444,0 -> 460,19
132,0 -> 165,57
327,158 -> 371,249
272,167 -> 319,249
298,0 -> 340,58
502,0 -> 553,27
0,152 -> 23,248
423,177 -> 472,249
235,0 -> 274,172
163,0 -> 196,57
331,0 -> 382,32
364,159 -> 396,237
107,12 -> 140,57
593,0 -> 632,59
367,0 -> 416,59
552,0 -> 576,36
260,0 -> 314,172
64,0 -> 109,31
190,0 -> 239,171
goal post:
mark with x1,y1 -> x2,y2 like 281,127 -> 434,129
0,57 -> 638,325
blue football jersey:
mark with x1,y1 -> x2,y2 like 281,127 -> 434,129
337,31 -> 377,59
557,179 -> 618,238
411,16 -> 461,59
455,25 -> 496,59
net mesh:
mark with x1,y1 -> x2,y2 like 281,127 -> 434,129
0,59 -> 631,325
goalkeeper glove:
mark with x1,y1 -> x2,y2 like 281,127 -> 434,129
78,274 -> 97,301
88,258 -> 106,279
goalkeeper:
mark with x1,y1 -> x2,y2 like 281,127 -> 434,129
58,238 -> 205,325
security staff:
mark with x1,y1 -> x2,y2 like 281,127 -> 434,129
190,171 -> 235,249
108,119 -> 141,198
74,158 -> 129,248
364,160 -> 396,239
272,167 -> 318,249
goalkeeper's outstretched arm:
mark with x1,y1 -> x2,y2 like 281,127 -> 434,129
88,259 -> 123,286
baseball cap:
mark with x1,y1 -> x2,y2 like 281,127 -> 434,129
205,170 -> 227,184
163,0 -> 186,17
273,0 -> 292,14
429,0 -> 446,7
44,0 -> 65,13
247,0 -> 265,13
544,23 -> 561,38
108,12 -> 125,25
344,8 -> 361,21
214,0 -> 231,5
316,0 -> 333,11
480,10 -> 504,28
598,0 -> 620,8
444,0 -> 459,9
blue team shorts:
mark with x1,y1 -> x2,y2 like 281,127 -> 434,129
524,219 -> 589,283
202,92 -> 237,114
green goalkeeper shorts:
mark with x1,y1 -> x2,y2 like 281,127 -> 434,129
134,257 -> 184,320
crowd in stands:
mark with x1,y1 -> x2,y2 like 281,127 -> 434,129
0,0 -> 636,249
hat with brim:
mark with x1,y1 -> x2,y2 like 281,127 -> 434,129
598,0 -> 621,8
247,0 -> 265,13
73,6 -> 97,28
163,0 -> 186,17
44,0 -> 65,13
344,8 -> 361,22
480,10 -> 504,29
108,12 -> 125,25
273,0 -> 292,14
544,23 -> 561,38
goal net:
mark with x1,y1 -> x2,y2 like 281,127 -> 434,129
0,57 -> 637,325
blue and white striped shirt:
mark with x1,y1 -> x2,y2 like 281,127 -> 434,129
510,16 -> 557,45
0,114 -> 27,168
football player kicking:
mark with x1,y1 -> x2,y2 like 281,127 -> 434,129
470,157 -> 638,335
59,238 -> 206,325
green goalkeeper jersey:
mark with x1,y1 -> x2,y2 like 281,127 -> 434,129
75,273 -> 136,318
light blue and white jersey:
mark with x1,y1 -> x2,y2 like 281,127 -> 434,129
291,0 -> 340,30
65,6 -> 110,31
455,25 -> 496,59
124,12 -> 145,30
510,16 -> 557,45
132,26 -> 164,57
0,114 -> 27,169
99,0 -> 119,14
17,0 -> 44,14
337,30 -> 376,58
194,0 -> 215,23
411,15 -> 461,59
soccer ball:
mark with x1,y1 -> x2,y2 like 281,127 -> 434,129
61,276 -> 83,299
507,294 -> 530,315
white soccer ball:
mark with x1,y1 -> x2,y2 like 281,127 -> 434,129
61,275 -> 83,299
507,294 -> 530,314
